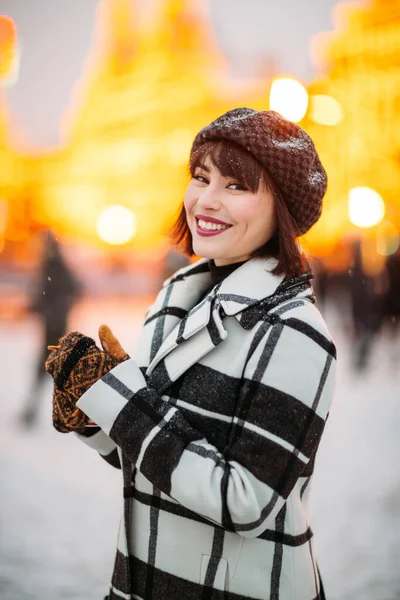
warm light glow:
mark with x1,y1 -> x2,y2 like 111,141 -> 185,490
376,220 -> 399,256
269,77 -> 309,122
348,187 -> 385,228
0,16 -> 18,84
0,199 -> 6,253
96,205 -> 136,245
4,0 -> 399,262
166,129 -> 193,164
310,95 -> 343,126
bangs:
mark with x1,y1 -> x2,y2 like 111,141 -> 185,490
189,140 -> 268,193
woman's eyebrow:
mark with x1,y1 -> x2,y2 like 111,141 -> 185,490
195,163 -> 210,173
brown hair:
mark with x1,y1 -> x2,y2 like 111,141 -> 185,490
171,140 -> 307,279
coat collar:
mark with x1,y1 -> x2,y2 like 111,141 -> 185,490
165,257 -> 286,317
217,258 -> 285,316
146,258 -> 313,382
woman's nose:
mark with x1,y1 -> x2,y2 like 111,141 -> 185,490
196,186 -> 221,210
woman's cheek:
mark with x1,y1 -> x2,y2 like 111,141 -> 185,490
183,198 -> 192,222
184,188 -> 196,211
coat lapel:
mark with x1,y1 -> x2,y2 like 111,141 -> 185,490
146,289 -> 226,380
217,258 -> 285,317
145,258 -> 314,393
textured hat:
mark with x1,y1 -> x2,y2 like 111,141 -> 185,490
191,108 -> 327,235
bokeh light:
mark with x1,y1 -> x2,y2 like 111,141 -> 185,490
96,205 -> 136,246
309,94 -> 343,126
0,16 -> 18,84
348,187 -> 385,228
269,77 -> 309,123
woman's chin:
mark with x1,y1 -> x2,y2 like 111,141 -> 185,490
193,249 -> 215,260
192,240 -> 224,261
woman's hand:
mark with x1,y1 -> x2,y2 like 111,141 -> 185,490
45,326 -> 129,434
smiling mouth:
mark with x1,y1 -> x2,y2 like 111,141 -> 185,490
195,217 -> 232,237
197,218 -> 230,231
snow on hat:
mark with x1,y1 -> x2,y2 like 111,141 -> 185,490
191,108 -> 327,235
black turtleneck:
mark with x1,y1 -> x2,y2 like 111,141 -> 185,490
209,259 -> 247,286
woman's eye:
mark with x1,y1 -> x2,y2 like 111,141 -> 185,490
228,182 -> 247,191
193,174 -> 208,184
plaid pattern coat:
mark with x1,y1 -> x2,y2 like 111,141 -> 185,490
76,257 -> 337,600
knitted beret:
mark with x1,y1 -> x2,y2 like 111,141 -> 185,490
191,108 -> 327,235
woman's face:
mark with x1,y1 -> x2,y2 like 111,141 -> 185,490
184,156 -> 276,266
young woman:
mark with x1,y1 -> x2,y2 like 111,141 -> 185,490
46,108 -> 336,600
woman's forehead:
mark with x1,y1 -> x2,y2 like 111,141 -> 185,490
190,140 -> 268,192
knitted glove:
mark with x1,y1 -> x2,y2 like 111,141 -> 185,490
45,325 -> 129,434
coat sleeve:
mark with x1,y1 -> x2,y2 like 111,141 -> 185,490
74,428 -> 121,470
76,318 -> 336,538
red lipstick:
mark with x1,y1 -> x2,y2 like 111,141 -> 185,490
195,214 -> 231,226
195,215 -> 232,237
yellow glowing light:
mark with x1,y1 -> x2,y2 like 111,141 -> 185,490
96,205 -> 136,245
348,187 -> 385,228
269,77 -> 309,123
376,220 -> 399,256
0,16 -> 19,86
310,95 -> 343,126
0,199 -> 5,254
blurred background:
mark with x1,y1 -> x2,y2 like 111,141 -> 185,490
0,0 -> 399,598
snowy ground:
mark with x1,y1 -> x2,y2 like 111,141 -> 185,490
0,297 -> 399,600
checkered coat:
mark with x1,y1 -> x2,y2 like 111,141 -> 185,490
76,257 -> 337,600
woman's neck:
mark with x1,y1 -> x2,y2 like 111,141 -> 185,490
209,259 -> 247,286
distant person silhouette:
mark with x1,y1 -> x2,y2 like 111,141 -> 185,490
349,239 -> 382,371
382,248 -> 400,360
19,231 -> 82,426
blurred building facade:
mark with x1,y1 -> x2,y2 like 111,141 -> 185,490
306,0 -> 400,273
0,92 -> 37,269
2,0 -> 271,262
0,0 -> 399,278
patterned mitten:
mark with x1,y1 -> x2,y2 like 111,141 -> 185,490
45,326 -> 129,434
